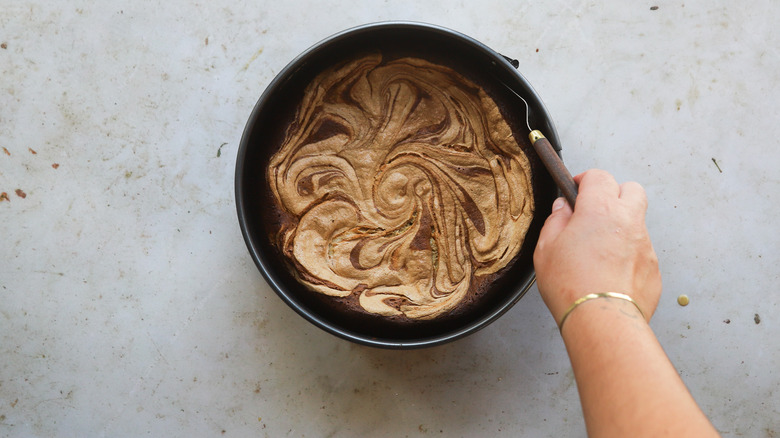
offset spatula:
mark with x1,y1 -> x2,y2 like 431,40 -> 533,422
503,84 -> 579,208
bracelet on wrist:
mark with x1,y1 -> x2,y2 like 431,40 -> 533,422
558,292 -> 645,331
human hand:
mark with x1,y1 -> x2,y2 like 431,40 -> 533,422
533,169 -> 662,324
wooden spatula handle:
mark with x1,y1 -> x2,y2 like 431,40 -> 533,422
529,130 -> 578,208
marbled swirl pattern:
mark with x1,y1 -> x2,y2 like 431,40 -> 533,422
268,54 -> 534,319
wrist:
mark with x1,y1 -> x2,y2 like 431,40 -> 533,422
558,292 -> 645,331
558,292 -> 647,335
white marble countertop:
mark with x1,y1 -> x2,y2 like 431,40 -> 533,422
2,1 -> 778,436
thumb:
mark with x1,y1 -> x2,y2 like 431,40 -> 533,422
536,197 -> 573,249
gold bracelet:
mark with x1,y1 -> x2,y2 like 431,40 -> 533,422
558,292 -> 645,331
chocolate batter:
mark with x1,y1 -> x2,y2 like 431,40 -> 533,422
267,53 -> 535,320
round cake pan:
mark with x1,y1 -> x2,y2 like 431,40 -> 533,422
235,21 -> 561,349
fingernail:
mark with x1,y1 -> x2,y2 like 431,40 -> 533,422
552,197 -> 565,212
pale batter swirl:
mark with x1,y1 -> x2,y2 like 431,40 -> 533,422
268,53 -> 534,320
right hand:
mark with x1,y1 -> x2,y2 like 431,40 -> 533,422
532,169 -> 662,324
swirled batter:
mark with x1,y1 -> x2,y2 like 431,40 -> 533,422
268,53 -> 534,320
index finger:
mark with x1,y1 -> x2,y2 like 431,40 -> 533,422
573,169 -> 620,205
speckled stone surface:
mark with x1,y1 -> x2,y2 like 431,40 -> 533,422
1,1 -> 778,436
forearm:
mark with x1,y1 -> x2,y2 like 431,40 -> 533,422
561,297 -> 719,437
